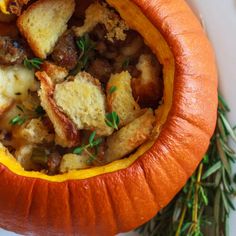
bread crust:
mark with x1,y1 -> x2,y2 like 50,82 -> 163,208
17,0 -> 75,58
36,71 -> 80,147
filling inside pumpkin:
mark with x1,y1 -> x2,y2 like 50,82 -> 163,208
0,0 -> 174,177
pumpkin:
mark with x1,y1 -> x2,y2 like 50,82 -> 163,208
0,0 -> 218,235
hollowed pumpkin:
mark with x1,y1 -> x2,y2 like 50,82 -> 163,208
0,0 -> 217,235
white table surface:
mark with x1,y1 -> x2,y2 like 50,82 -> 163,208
1,0 -> 236,235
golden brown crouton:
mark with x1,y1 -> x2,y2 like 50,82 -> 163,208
59,153 -> 90,173
15,144 -> 38,170
105,109 -> 155,162
41,61 -> 68,84
106,71 -> 141,127
17,0 -> 75,58
54,72 -> 113,136
17,118 -> 54,144
36,71 -> 80,147
0,95 -> 13,116
132,54 -> 163,108
73,2 -> 128,42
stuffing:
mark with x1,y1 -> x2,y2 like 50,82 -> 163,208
73,2 -> 129,42
3,0 -> 30,15
106,71 -> 142,127
0,65 -> 35,102
59,153 -> 90,173
17,118 -> 54,144
17,0 -> 75,58
14,144 -> 37,170
0,95 -> 13,116
0,12 -> 16,22
36,71 -> 80,147
132,54 -> 163,107
0,36 -> 27,66
54,71 -> 113,136
105,109 -> 155,162
41,61 -> 68,84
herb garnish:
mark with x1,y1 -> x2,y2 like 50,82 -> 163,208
105,112 -> 120,130
109,86 -> 117,94
75,34 -> 96,72
23,58 -> 43,70
9,115 -> 26,126
73,131 -> 103,164
136,95 -> 236,236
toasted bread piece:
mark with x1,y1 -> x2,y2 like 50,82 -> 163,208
105,109 -> 155,162
106,71 -> 141,127
36,71 -> 80,147
73,2 -> 128,42
41,61 -> 68,84
17,118 -> 54,144
54,72 -> 113,136
132,54 -> 163,108
0,95 -> 13,116
17,0 -> 75,58
0,65 -> 35,101
59,153 -> 90,173
15,144 -> 38,170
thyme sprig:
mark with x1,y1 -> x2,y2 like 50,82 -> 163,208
105,112 -> 120,130
73,131 -> 103,164
23,58 -> 43,70
75,34 -> 96,72
136,95 -> 236,236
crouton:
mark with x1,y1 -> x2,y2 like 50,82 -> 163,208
15,144 -> 38,170
36,71 -> 80,147
132,54 -> 163,108
17,0 -> 75,58
106,71 -> 142,127
17,118 -> 54,144
0,65 -> 35,101
59,153 -> 90,173
0,94 -> 13,116
73,2 -> 128,42
105,109 -> 155,162
41,61 -> 68,84
54,71 -> 113,136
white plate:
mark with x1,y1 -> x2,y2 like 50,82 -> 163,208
1,0 -> 236,235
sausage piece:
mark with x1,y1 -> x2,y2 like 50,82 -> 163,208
0,36 -> 27,65
51,30 -> 78,70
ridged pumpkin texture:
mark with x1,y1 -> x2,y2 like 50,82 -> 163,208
0,0 -> 217,235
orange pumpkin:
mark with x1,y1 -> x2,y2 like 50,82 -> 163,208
0,0 -> 217,235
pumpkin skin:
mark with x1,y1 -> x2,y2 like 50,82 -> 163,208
0,0 -> 218,235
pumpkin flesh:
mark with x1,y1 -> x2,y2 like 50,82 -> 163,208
0,0 -> 217,235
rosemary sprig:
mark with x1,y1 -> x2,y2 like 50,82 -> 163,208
73,131 -> 103,164
23,58 -> 43,70
105,112 -> 120,130
136,94 -> 236,236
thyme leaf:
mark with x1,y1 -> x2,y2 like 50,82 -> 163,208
73,131 -> 103,164
109,86 -> 117,94
105,112 -> 120,130
9,115 -> 26,126
23,58 -> 43,70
